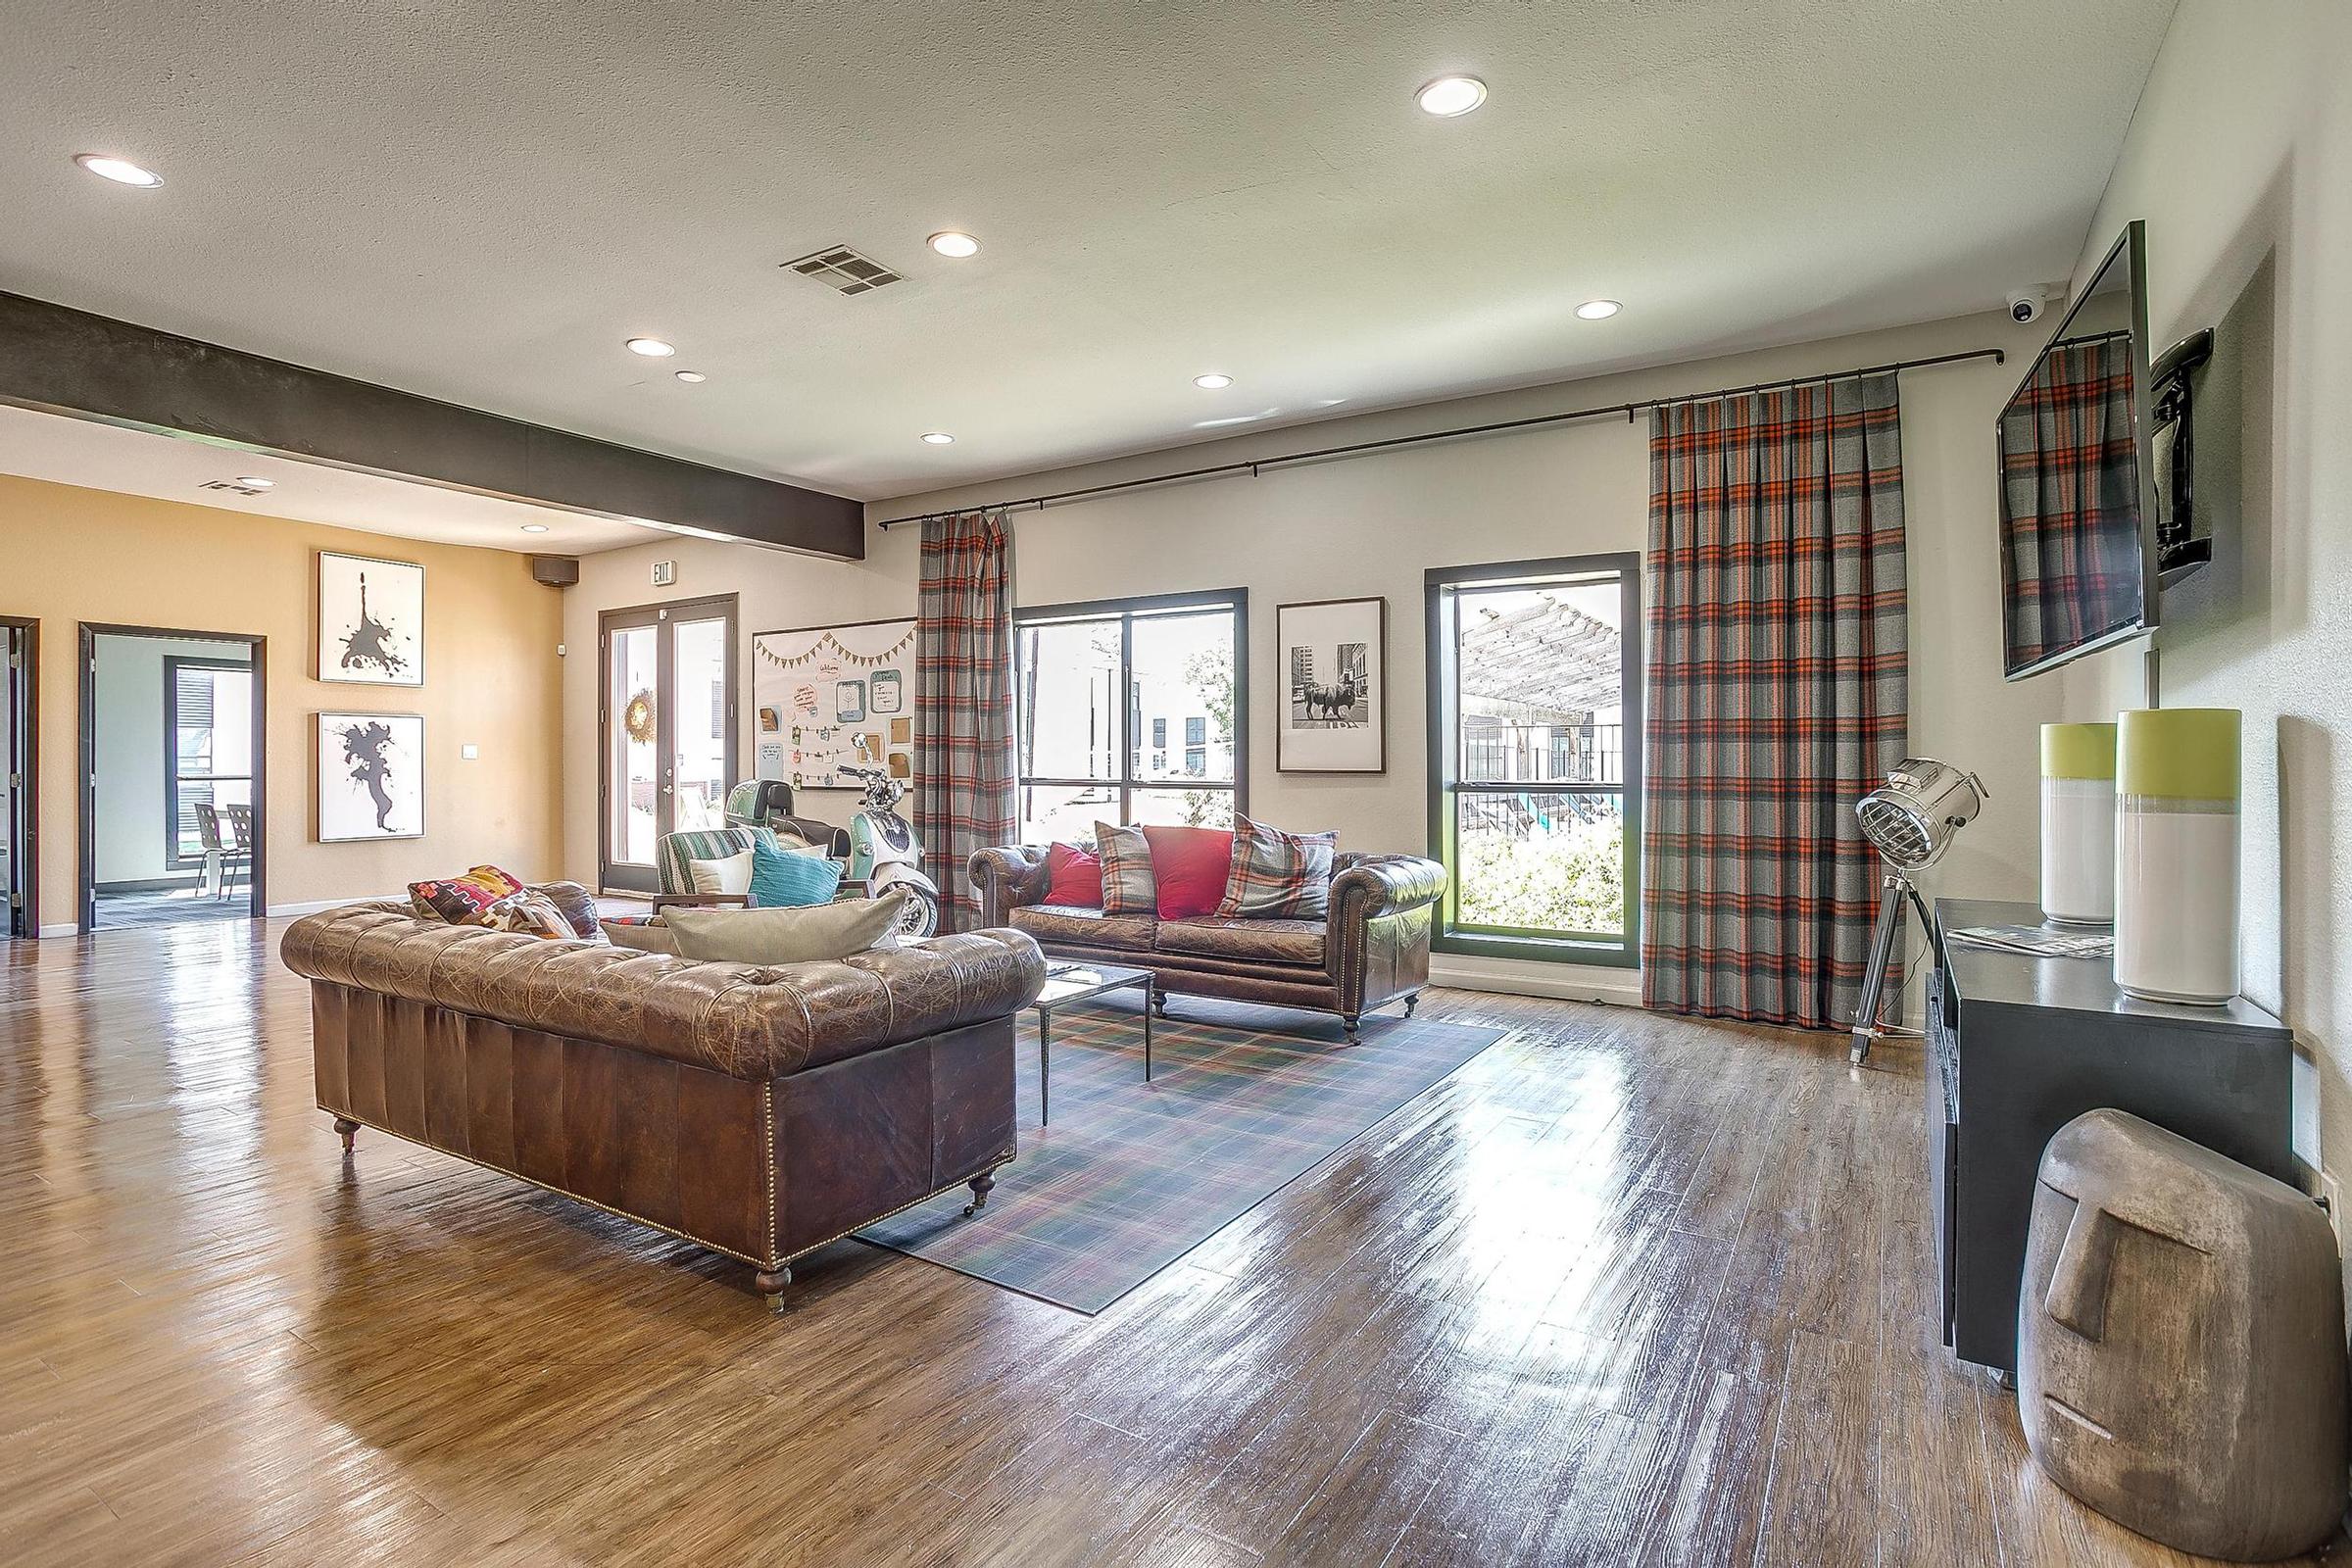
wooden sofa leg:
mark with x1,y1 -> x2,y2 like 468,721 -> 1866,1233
755,1266 -> 793,1313
332,1115 -> 360,1152
1342,1014 -> 1361,1043
962,1170 -> 996,1218
1403,994 -> 1420,1018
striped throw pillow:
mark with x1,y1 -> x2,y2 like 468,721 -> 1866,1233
1094,822 -> 1157,915
1215,815 -> 1337,919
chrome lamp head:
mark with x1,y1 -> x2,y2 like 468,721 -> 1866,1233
1855,759 -> 1988,871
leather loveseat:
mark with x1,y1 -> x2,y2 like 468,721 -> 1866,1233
967,848 -> 1446,1038
280,882 -> 1045,1309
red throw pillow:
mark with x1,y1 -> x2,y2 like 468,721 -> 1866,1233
1043,842 -> 1103,907
1141,824 -> 1236,920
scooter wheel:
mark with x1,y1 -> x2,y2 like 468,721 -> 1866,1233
892,886 -> 942,939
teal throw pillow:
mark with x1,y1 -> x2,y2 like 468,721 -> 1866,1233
749,837 -> 844,907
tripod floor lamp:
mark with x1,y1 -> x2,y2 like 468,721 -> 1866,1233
1850,759 -> 1988,1065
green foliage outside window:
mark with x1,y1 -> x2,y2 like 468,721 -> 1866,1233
1457,816 -> 1626,934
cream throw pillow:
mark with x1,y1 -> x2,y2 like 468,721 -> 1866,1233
665,892 -> 906,965
687,850 -> 755,897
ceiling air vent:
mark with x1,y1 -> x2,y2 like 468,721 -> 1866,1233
782,246 -> 903,296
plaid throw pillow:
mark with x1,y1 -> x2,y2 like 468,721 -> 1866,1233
1094,822 -> 1157,915
1215,816 -> 1336,919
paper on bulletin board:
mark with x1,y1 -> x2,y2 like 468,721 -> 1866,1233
750,617 -> 917,789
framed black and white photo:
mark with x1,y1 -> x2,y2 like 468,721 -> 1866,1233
318,712 -> 425,841
1276,596 -> 1386,773
317,551 -> 423,686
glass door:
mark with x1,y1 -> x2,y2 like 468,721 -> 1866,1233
600,595 -> 738,894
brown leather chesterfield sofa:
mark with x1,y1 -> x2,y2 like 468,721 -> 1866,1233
280,883 -> 1046,1310
967,848 -> 1446,1038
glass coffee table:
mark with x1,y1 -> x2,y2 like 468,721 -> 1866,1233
1033,962 -> 1154,1125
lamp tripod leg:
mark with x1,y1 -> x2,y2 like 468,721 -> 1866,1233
1850,873 -> 1909,1066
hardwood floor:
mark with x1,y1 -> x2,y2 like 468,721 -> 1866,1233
0,919 -> 2334,1566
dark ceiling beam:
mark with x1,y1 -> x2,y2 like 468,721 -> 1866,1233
0,291 -> 863,559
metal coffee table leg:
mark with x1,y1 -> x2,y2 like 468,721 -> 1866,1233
1143,982 -> 1153,1081
1039,1007 -> 1052,1125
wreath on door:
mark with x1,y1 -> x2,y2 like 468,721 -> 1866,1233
623,689 -> 657,745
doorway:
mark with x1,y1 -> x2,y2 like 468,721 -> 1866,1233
78,624 -> 268,931
2,615 -> 36,939
599,594 -> 738,895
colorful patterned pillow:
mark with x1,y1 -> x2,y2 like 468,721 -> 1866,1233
1216,815 -> 1337,919
409,864 -> 525,924
479,890 -> 578,941
1094,822 -> 1156,915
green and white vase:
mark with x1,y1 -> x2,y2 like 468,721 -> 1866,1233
2114,708 -> 2240,1005
2041,722 -> 2118,926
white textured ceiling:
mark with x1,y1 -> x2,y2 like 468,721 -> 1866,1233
1,0 -> 2175,501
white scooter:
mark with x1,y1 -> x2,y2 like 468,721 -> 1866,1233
841,746 -> 942,938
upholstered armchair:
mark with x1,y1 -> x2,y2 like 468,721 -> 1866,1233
652,818 -> 848,912
967,844 -> 1447,1037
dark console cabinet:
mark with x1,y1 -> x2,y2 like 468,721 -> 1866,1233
1929,898 -> 2297,1375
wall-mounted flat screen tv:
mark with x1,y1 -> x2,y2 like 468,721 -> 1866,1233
1996,220 -> 2162,680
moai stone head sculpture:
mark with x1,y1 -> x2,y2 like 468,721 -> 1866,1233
2020,1108 -> 2348,1561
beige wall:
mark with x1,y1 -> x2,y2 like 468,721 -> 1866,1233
1,473 -> 566,929
2060,0 -> 2352,1184
564,309 -> 2054,1003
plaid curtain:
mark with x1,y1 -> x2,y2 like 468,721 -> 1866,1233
1998,333 -> 2139,665
914,511 -> 1015,931
1642,373 -> 1908,1029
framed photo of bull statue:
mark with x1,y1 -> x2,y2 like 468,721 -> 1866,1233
1276,596 -> 1386,773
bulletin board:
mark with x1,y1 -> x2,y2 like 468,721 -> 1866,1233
751,616 -> 918,789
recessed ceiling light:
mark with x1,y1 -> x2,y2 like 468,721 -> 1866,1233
673,369 -> 707,383
74,153 -> 164,187
520,523 -> 550,534
1193,373 -> 1233,389
234,475 -> 274,489
1416,75 -> 1487,117
625,337 -> 676,358
928,231 -> 980,258
920,432 -> 956,445
1575,299 -> 1622,320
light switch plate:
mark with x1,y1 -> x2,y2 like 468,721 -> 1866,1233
461,743 -> 479,760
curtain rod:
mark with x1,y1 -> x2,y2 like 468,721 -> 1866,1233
874,345 -> 2005,531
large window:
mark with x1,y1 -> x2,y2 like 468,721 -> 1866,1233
1015,590 -> 1247,845
1426,555 -> 1642,965
164,656 -> 254,867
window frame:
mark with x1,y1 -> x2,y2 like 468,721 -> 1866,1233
1424,552 -> 1643,968
1013,587 -> 1249,836
162,654 -> 254,871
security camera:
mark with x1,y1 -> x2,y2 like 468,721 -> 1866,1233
2007,291 -> 2043,325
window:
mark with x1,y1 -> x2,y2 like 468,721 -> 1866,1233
164,656 -> 254,868
1014,589 -> 1246,844
1426,554 -> 1642,965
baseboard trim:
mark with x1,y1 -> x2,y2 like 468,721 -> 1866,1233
36,922 -> 79,939
265,895 -> 399,917
1429,959 -> 1643,1009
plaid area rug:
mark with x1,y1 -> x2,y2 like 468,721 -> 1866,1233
856,994 -> 1506,1313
